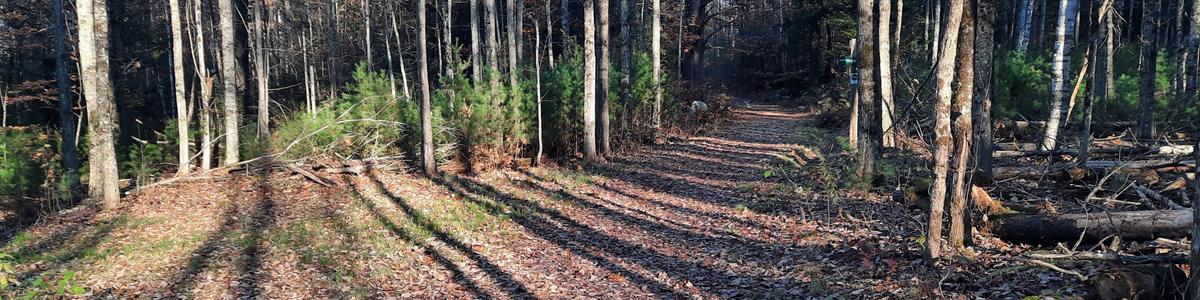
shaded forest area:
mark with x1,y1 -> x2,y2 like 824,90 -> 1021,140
3,0 -> 1200,298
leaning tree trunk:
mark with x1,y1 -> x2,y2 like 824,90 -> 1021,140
878,0 -> 896,148
78,0 -> 120,209
928,0 -> 965,260
54,0 -> 81,186
1137,0 -> 1160,140
597,0 -> 611,155
583,0 -> 598,160
856,0 -> 880,180
418,0 -> 437,176
192,0 -> 214,171
218,0 -> 240,165
949,0 -> 976,249
390,11 -> 412,99
1041,0 -> 1079,151
973,0 -> 996,182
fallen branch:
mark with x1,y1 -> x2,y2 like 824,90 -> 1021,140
1014,258 -> 1087,281
1026,252 -> 1188,264
1133,185 -> 1185,210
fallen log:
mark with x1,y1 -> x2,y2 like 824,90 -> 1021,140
994,120 -> 1136,131
1027,252 -> 1189,264
994,145 -> 1194,158
985,210 -> 1192,244
992,161 -> 1194,181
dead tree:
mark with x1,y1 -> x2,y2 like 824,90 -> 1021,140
949,0 -> 976,249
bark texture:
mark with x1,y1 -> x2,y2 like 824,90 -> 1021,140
218,0 -> 240,165
78,0 -> 120,208
1041,0 -> 1079,151
928,0 -> 965,260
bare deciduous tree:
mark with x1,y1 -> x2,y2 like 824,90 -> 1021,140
78,0 -> 120,208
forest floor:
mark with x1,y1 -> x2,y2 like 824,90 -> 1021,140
1,101 -> 1086,299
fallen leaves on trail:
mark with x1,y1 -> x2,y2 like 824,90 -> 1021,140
0,103 -> 1088,299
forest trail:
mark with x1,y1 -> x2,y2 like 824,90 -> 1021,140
4,100 -> 1040,299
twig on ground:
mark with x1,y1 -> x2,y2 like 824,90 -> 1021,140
1014,258 -> 1087,281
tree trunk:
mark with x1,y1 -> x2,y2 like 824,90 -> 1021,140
973,0 -> 996,182
484,0 -> 501,104
390,11 -> 412,99
192,0 -> 214,171
546,0 -> 554,67
1188,139 -> 1200,298
849,38 -> 859,147
1041,0 -> 1079,151
1082,6 -> 1113,163
471,0 -> 484,83
597,0 -> 611,155
253,0 -> 269,142
419,0 -> 437,176
218,0 -> 240,165
652,0 -> 662,135
1016,0 -> 1034,51
444,0 -> 455,80
1138,0 -> 1161,140
507,0 -> 519,89
856,0 -> 880,180
535,23 -> 544,166
583,0 -> 598,160
928,0 -> 965,260
55,0 -> 81,187
78,0 -> 121,208
620,0 -> 633,132
932,0 -> 941,61
949,0 -> 976,249
879,0 -> 896,148
987,210 -> 1194,244
170,0 -> 190,170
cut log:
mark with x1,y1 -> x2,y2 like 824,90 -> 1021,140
985,210 -> 1192,244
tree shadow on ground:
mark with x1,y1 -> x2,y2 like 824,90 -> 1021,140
436,175 -> 801,298
165,168 -> 275,298
345,169 -> 527,299
12,207 -> 126,282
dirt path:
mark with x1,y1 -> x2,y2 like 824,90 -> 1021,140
377,103 -> 929,299
8,103 -> 988,299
